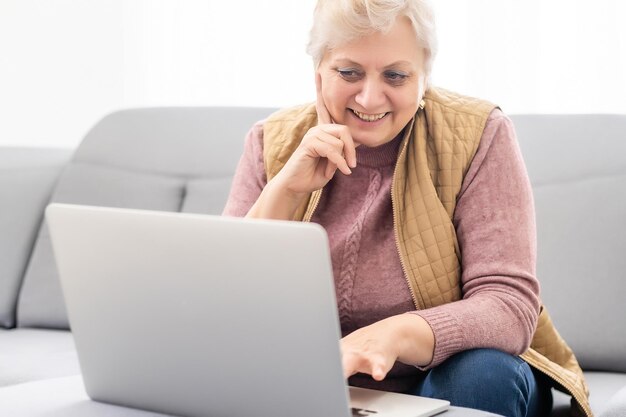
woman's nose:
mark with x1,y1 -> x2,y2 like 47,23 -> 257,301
354,78 -> 386,110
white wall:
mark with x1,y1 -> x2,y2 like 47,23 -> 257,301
121,0 -> 316,108
1,1 -> 125,148
1,0 -> 625,148
432,0 -> 626,114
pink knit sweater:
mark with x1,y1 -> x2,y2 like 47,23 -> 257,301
222,109 -> 540,392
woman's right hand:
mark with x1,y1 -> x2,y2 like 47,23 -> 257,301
271,124 -> 356,196
246,78 -> 358,220
272,88 -> 358,199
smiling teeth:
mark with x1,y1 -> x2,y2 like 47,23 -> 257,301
352,109 -> 387,122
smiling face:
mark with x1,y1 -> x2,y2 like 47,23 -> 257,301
317,16 -> 426,147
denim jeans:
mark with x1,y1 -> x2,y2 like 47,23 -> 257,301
410,349 -> 553,417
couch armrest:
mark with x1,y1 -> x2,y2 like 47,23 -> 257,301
0,147 -> 72,328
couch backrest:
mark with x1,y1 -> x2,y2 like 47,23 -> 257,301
511,114 -> 626,372
16,107 -> 275,329
0,148 -> 72,328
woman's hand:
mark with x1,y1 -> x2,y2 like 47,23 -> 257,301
271,77 -> 358,198
246,75 -> 358,220
272,123 -> 356,196
341,314 -> 435,381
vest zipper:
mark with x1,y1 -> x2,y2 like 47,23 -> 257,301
390,139 -> 421,310
302,189 -> 323,222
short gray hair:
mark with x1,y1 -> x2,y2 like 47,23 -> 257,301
307,0 -> 437,83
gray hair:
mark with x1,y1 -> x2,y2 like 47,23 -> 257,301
307,0 -> 437,84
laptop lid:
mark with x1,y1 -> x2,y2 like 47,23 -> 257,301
46,203 -> 448,417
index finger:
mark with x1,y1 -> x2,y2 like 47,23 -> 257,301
341,352 -> 388,381
315,72 -> 333,125
319,124 -> 357,169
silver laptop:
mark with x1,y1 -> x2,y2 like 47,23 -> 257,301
46,203 -> 449,417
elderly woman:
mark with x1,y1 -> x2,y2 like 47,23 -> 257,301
223,1 -> 591,416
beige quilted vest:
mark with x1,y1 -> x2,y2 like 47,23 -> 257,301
263,87 -> 592,417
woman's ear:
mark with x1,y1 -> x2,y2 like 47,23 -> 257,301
417,74 -> 427,108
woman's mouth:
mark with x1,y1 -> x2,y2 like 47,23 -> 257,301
350,108 -> 389,122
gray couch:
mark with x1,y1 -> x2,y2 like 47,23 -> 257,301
1,107 -> 624,417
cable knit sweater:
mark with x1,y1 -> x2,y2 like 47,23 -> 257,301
222,108 -> 540,393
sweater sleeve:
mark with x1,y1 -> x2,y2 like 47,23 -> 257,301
222,121 -> 267,217
412,109 -> 541,369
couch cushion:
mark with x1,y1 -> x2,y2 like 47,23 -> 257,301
181,177 -> 236,214
0,376 -> 173,416
511,115 -> 626,373
0,148 -> 71,328
585,372 -> 626,416
551,372 -> 626,416
601,385 -> 626,417
0,328 -> 80,386
16,107 -> 275,329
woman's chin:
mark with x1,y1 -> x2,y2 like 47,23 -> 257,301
350,132 -> 393,148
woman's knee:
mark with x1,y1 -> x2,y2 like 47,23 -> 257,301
418,349 -> 539,417
431,348 -> 529,388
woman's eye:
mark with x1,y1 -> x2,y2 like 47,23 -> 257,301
337,69 -> 362,81
385,71 -> 408,84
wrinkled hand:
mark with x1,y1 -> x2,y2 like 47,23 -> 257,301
341,314 -> 435,381
341,319 -> 399,381
271,74 -> 358,198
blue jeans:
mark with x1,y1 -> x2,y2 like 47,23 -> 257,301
410,349 -> 553,417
